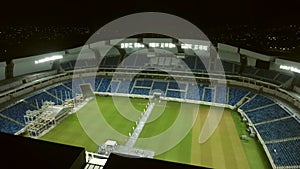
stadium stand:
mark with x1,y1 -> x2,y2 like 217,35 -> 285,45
186,83 -> 203,101
0,116 -> 23,134
132,88 -> 150,95
1,101 -> 36,124
240,94 -> 275,111
107,81 -> 120,93
228,87 -> 248,106
0,37 -> 299,169
245,104 -> 291,124
166,90 -> 185,99
255,117 -> 300,141
26,92 -> 60,108
266,139 -> 300,166
215,85 -> 227,104
203,87 -> 214,102
151,81 -> 168,96
117,80 -> 134,94
168,81 -> 187,90
47,84 -> 73,102
135,79 -> 153,87
97,78 -> 112,92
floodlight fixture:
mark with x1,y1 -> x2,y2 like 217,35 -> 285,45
280,65 -> 300,73
34,55 -> 63,64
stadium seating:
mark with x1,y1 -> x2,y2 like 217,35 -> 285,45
48,84 -> 74,102
82,77 -> 97,91
135,79 -> 153,87
266,140 -> 300,166
186,83 -> 203,101
63,80 -> 82,94
168,81 -> 186,90
203,87 -> 214,102
246,104 -> 291,124
240,94 -> 274,111
1,102 -> 36,124
107,81 -> 120,93
131,88 -> 150,95
0,116 -> 23,134
117,80 -> 134,94
255,117 -> 300,141
215,85 -> 227,104
26,92 -> 61,108
97,78 -> 111,92
228,87 -> 248,106
166,90 -> 185,99
151,81 -> 168,96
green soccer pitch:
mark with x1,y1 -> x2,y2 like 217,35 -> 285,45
40,95 -> 272,169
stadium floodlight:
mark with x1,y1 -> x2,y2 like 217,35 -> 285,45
34,55 -> 63,64
280,65 -> 300,73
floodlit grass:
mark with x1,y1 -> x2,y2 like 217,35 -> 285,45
155,130 -> 192,164
40,113 -> 98,152
96,96 -> 136,135
139,101 -> 180,138
231,110 -> 272,169
39,96 -> 272,169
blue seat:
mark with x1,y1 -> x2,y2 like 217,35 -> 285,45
228,87 -> 248,106
1,102 -> 35,124
266,140 -> 300,167
186,83 -> 203,101
255,117 -> 300,141
0,116 -> 23,134
240,94 -> 274,111
246,104 -> 290,124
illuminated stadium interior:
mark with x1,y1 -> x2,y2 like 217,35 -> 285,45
0,35 -> 299,169
1,0 -> 300,166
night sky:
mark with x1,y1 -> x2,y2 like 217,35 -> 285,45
1,0 -> 300,26
1,0 -> 300,62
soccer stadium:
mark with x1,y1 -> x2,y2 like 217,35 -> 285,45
1,14 -> 300,169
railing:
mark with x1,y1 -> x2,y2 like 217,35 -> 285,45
0,67 -> 299,113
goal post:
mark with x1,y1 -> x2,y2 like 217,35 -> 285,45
80,83 -> 95,98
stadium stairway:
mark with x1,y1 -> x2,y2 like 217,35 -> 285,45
265,136 -> 300,144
